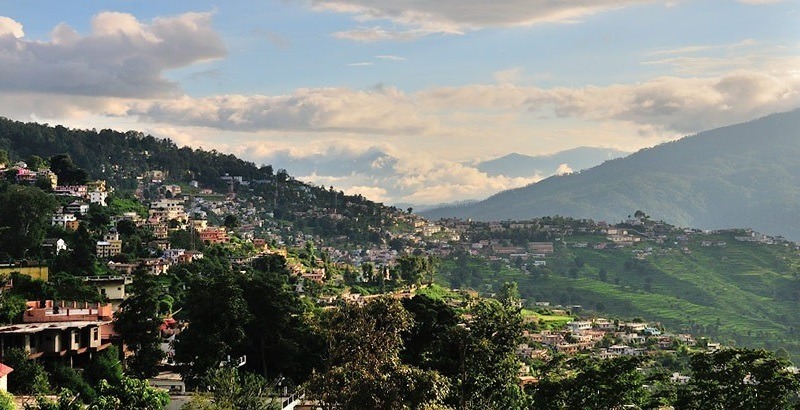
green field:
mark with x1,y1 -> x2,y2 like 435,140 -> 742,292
437,231 -> 800,361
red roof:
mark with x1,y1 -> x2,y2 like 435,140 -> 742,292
0,363 -> 13,378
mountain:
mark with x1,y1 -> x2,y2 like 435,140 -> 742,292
423,109 -> 800,240
475,147 -> 630,178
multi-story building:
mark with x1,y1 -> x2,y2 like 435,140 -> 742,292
96,230 -> 123,258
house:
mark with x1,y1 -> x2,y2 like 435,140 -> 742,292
51,213 -> 79,230
0,301 -> 114,362
199,227 -> 230,244
41,238 -> 68,257
0,264 -> 49,281
0,362 -> 12,392
66,201 -> 90,216
36,169 -> 58,188
86,180 -> 108,193
83,275 -> 133,309
528,242 -> 554,254
96,230 -> 123,258
53,185 -> 88,198
88,190 -> 108,207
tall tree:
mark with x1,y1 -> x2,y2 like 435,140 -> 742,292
0,184 -> 57,259
306,298 -> 449,409
175,271 -> 251,384
114,274 -> 167,378
529,355 -> 647,409
675,348 -> 800,409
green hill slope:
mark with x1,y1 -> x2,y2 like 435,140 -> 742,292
438,228 -> 800,360
424,109 -> 800,239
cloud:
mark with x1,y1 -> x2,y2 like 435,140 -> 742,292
271,145 -> 543,205
332,26 -> 426,42
313,0 -> 654,40
347,61 -> 373,66
130,86 -> 438,134
375,55 -> 406,61
0,16 -> 24,38
0,12 -> 225,98
555,163 -> 574,175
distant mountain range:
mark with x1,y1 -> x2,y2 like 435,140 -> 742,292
423,109 -> 800,240
475,147 -> 629,178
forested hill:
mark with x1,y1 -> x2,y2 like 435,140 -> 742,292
423,109 -> 800,240
0,118 -> 268,191
0,117 -> 405,242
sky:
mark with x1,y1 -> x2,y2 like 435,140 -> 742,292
0,0 -> 798,205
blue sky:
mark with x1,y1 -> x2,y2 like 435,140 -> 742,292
0,0 -> 798,204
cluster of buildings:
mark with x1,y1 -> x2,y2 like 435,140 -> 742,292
517,316 -> 709,363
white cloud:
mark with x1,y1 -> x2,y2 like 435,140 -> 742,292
555,163 -> 574,175
332,26 -> 427,42
347,61 -> 373,66
130,86 -> 438,134
313,0 -> 654,40
375,55 -> 406,61
0,12 -> 225,98
0,16 -> 24,38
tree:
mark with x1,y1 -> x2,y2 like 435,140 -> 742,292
26,155 -> 46,170
223,214 -> 239,229
186,367 -> 279,410
497,281 -> 521,308
89,376 -> 170,410
306,298 -> 449,409
0,149 -> 8,166
429,299 -> 527,409
113,274 -> 167,378
528,355 -> 646,409
0,390 -> 13,410
675,348 -> 800,409
0,184 -> 58,258
3,347 -> 49,394
175,271 -> 251,384
84,346 -> 123,387
49,154 -> 88,185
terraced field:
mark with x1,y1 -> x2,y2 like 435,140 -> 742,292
437,231 -> 800,361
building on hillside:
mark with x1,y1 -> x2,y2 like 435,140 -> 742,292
0,301 -> 115,363
37,169 -> 58,188
41,238 -> 68,257
199,227 -> 230,244
149,199 -> 187,222
89,190 -> 108,207
0,264 -> 49,281
53,185 -> 88,198
66,201 -> 90,215
86,180 -> 107,193
96,230 -> 123,258
83,275 -> 133,309
528,242 -> 554,254
51,213 -> 79,231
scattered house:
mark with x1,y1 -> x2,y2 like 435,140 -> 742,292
66,201 -> 90,216
528,242 -> 555,254
107,261 -> 139,275
86,180 -> 108,193
51,212 -> 79,231
53,185 -> 88,198
89,190 -> 108,207
96,229 -> 123,258
84,275 -> 133,309
199,227 -> 230,244
41,238 -> 68,257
